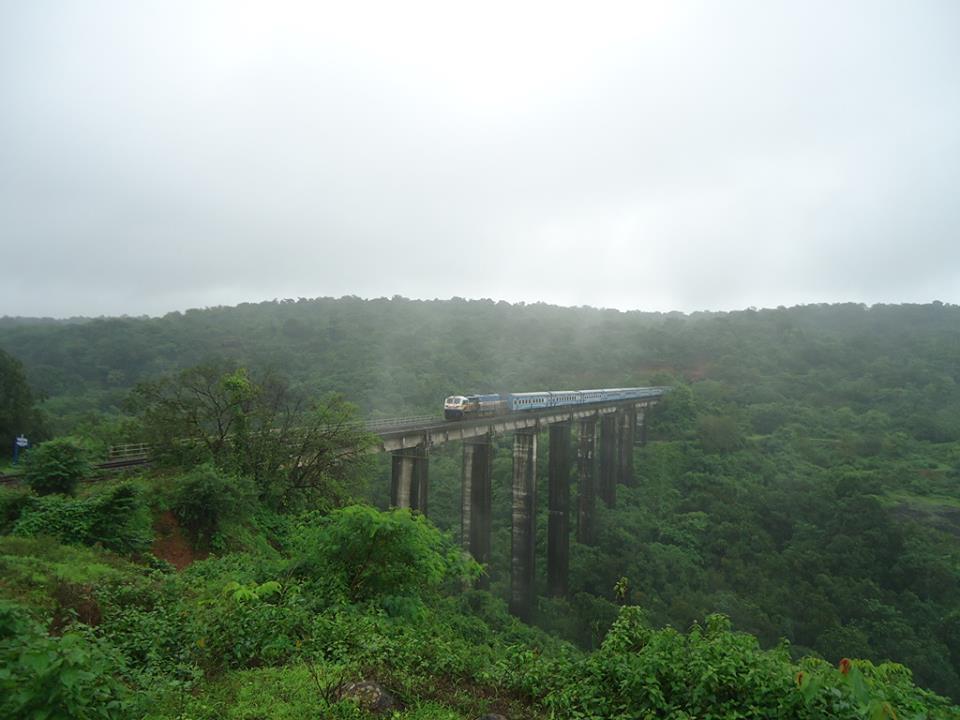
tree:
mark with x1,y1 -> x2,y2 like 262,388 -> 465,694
648,383 -> 696,438
0,348 -> 45,459
696,414 -> 743,453
131,362 -> 375,509
21,437 -> 93,496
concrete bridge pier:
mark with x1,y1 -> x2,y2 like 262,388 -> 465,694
619,409 -> 635,486
599,413 -> 618,507
390,445 -> 428,513
576,418 -> 597,545
638,408 -> 648,446
461,434 -> 493,588
547,421 -> 571,597
510,428 -> 537,621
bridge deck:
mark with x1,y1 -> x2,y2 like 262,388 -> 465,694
376,397 -> 658,452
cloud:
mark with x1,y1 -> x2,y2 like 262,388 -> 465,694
1,0 -> 958,316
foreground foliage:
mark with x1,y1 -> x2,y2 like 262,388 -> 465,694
0,505 -> 957,719
548,608 -> 953,719
0,601 -> 131,720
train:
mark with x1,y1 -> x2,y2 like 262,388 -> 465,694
443,387 -> 667,420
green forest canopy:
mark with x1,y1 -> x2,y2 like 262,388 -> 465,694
1,297 -> 959,709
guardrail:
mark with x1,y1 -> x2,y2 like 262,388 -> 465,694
357,415 -> 443,431
107,442 -> 152,461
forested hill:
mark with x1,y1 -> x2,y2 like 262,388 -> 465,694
2,298 -> 959,439
3,298 -> 960,704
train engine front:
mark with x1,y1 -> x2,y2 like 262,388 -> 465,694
444,395 -> 469,420
444,393 -> 504,420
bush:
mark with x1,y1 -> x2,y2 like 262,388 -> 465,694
168,464 -> 254,548
544,608 -> 960,719
0,486 -> 32,533
12,483 -> 153,554
0,600 -> 132,719
22,437 -> 94,496
192,579 -> 310,671
286,505 -> 480,606
12,495 -> 93,546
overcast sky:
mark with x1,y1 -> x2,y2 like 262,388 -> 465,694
1,1 -> 958,318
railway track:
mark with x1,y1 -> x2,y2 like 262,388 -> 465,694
0,456 -> 153,485
0,415 -> 442,485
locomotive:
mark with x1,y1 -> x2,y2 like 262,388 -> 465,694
443,387 -> 666,420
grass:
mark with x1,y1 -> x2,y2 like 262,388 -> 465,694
0,535 -> 144,614
144,665 -> 476,720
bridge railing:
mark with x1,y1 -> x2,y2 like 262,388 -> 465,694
107,442 -> 152,461
357,415 -> 442,431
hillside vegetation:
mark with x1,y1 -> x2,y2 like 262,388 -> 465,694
1,298 -> 959,717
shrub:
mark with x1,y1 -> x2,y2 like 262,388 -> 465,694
0,600 -> 132,719
168,464 -> 254,548
286,505 -> 480,607
13,495 -> 96,546
192,579 -> 310,671
544,608 -> 960,719
85,483 -> 153,554
12,483 -> 153,554
22,437 -> 94,496
0,486 -> 32,533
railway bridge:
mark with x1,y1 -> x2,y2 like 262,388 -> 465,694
376,392 -> 665,621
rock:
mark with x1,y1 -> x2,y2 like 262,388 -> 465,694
337,681 -> 396,714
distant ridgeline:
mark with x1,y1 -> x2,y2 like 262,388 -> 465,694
1,298 -> 957,429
